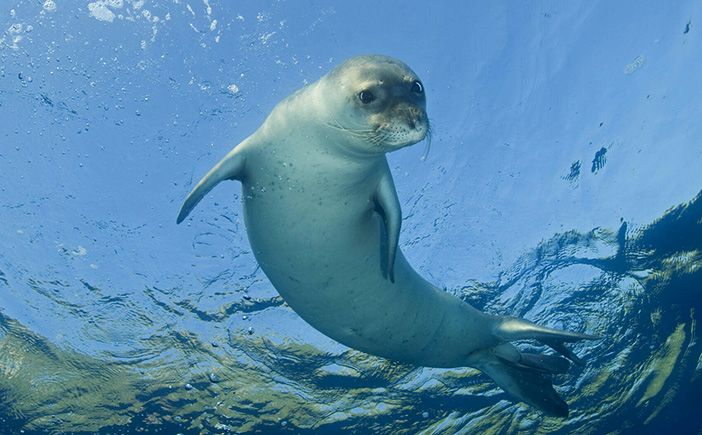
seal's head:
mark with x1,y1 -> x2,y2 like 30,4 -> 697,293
319,55 -> 429,155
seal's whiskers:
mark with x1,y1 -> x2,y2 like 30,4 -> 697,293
420,124 -> 433,161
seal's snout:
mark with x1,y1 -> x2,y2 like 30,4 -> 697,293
399,106 -> 426,130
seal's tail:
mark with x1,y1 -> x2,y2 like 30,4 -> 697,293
472,317 -> 598,417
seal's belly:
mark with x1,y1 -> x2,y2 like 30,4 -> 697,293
243,182 -> 413,344
243,182 -> 381,294
236,160 -> 495,366
240,183 -> 488,365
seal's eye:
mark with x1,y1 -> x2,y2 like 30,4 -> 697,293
358,90 -> 375,104
411,80 -> 424,94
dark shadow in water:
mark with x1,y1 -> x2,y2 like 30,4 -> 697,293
562,160 -> 581,185
591,147 -> 607,173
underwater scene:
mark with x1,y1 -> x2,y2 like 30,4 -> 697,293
1,1 -> 701,434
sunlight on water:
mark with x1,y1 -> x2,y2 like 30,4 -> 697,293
1,0 -> 701,433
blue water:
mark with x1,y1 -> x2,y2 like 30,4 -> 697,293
1,1 -> 701,433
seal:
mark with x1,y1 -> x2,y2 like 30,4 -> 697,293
177,55 -> 597,417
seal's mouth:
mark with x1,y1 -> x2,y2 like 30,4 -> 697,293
325,109 -> 430,154
374,111 -> 430,150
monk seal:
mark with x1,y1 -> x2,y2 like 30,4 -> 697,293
177,55 -> 597,417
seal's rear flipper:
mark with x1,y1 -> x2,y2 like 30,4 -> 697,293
493,316 -> 599,365
474,344 -> 570,417
176,145 -> 247,224
472,317 -> 599,415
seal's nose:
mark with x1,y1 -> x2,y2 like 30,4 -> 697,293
401,106 -> 423,130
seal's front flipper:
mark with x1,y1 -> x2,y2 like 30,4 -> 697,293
373,169 -> 401,282
493,316 -> 599,365
473,343 -> 570,417
177,145 -> 247,224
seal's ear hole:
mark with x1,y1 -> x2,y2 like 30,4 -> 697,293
411,81 -> 424,94
358,90 -> 376,104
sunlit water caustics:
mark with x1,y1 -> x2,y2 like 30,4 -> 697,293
1,1 -> 701,434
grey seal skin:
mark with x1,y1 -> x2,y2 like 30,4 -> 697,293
177,55 -> 597,417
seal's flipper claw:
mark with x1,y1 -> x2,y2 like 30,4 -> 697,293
515,352 -> 571,374
538,338 -> 585,366
373,166 -> 402,282
177,144 -> 247,224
